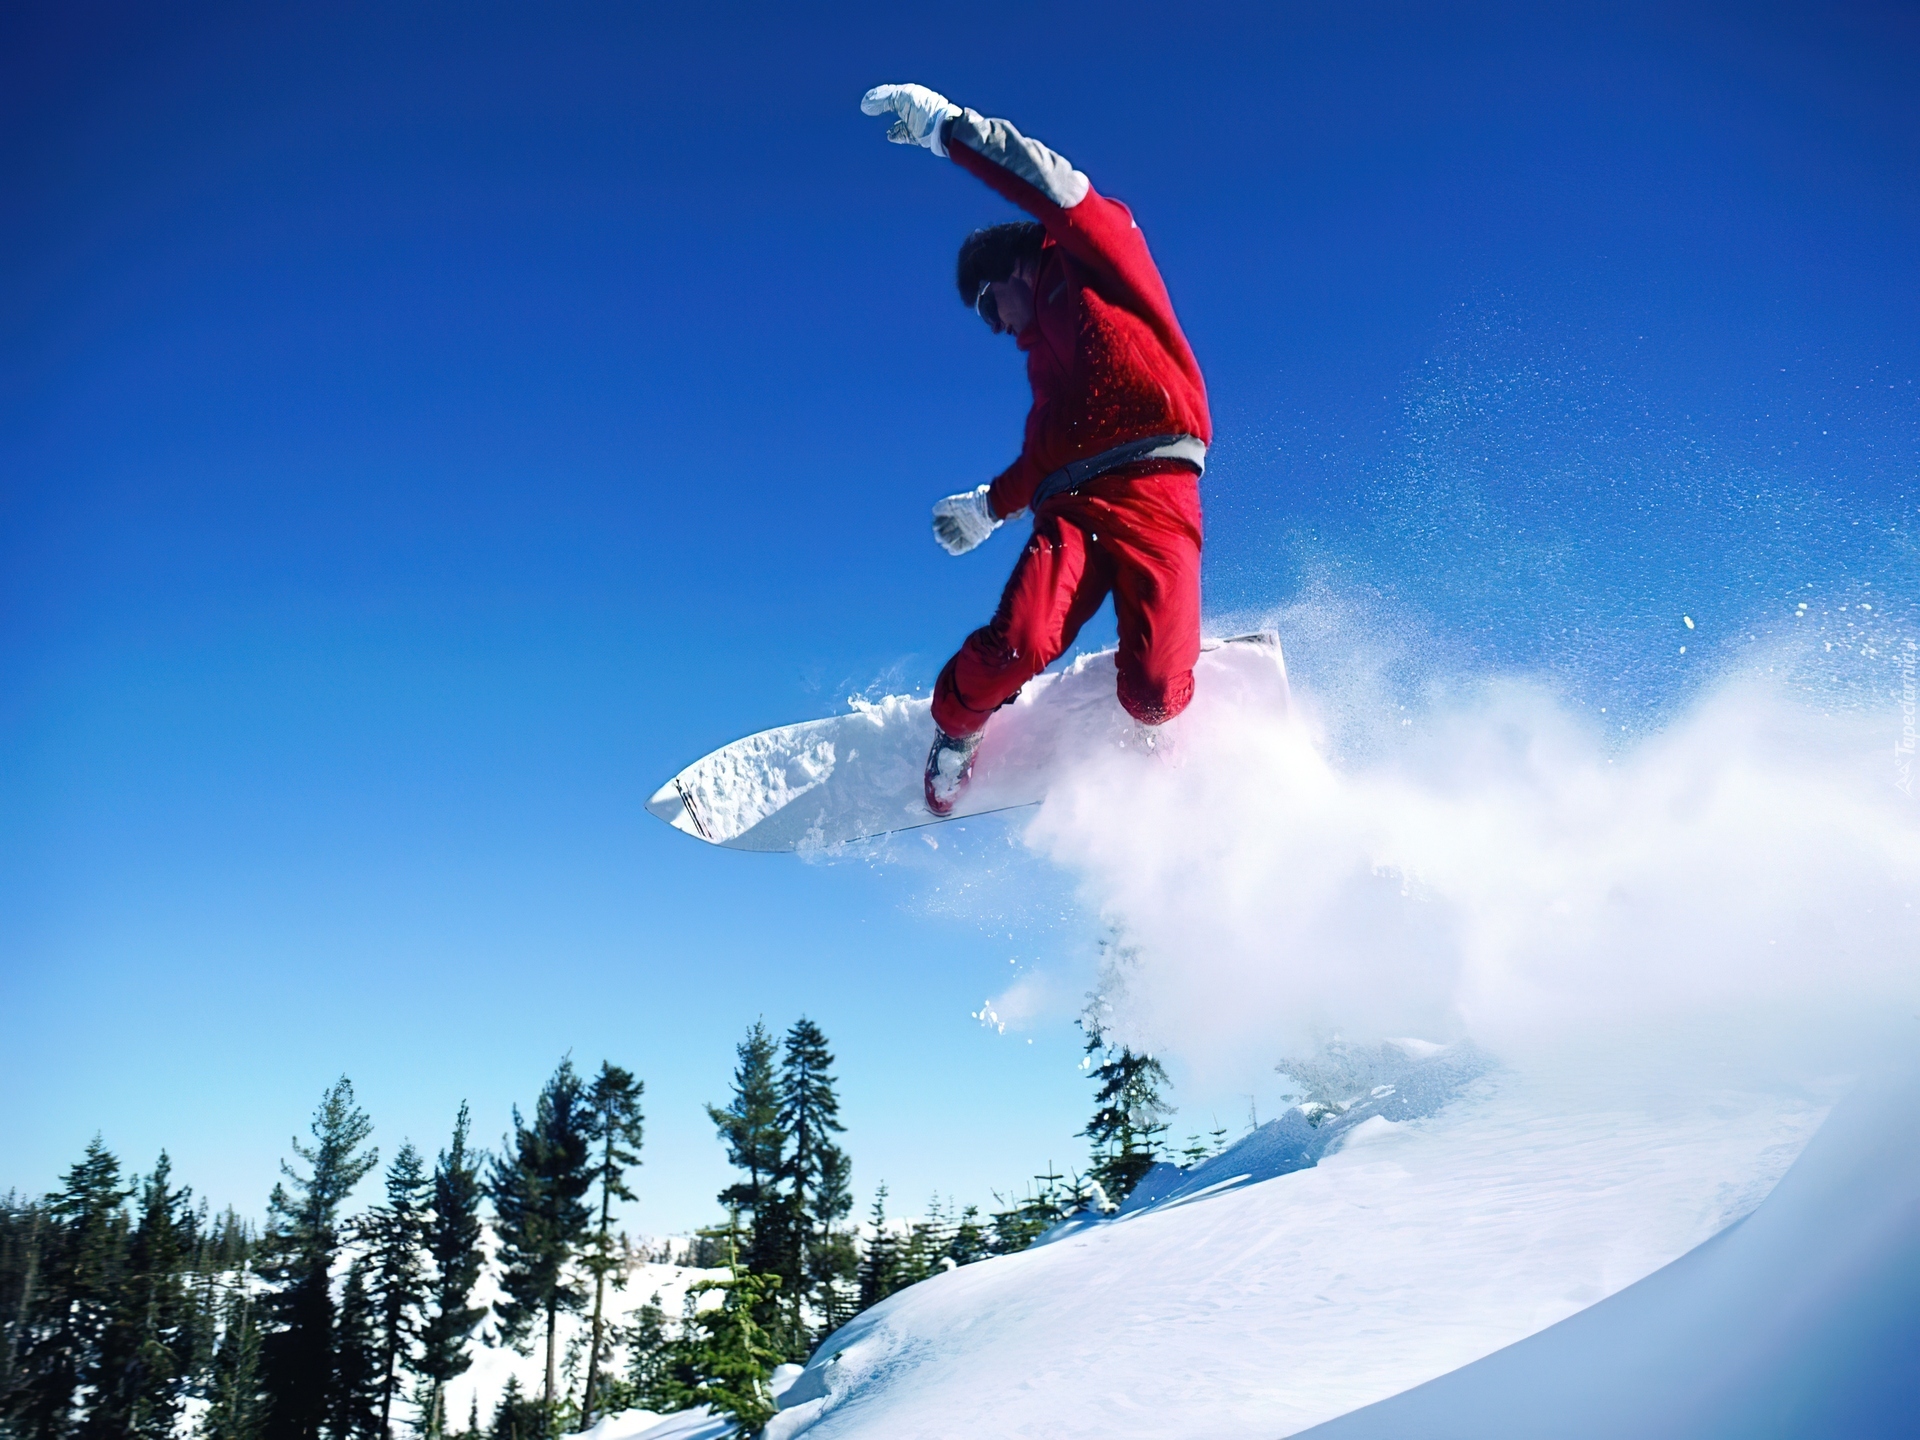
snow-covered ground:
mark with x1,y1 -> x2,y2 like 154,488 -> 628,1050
1301,1054 -> 1920,1438
593,1056 -> 1825,1440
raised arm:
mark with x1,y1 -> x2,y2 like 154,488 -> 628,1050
860,84 -> 1194,390
943,111 -> 1146,298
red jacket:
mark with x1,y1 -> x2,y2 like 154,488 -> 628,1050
945,109 -> 1211,521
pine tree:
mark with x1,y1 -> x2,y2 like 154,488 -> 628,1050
256,1077 -> 378,1440
364,1141 -> 429,1436
329,1260 -> 380,1440
182,1205 -> 221,1385
682,1234 -> 781,1440
807,1218 -> 858,1341
579,1063 -> 644,1428
621,1292 -> 689,1414
487,1376 -> 541,1440
490,1058 -> 593,1425
6,1136 -> 130,1440
201,1277 -> 264,1440
705,1023 -> 784,1283
987,1164 -> 1072,1255
186,1206 -> 253,1388
84,1152 -> 198,1439
1080,1031 -> 1172,1204
0,1193 -> 51,1409
854,1186 -> 899,1312
946,1206 -> 988,1268
776,1018 -> 852,1354
414,1104 -> 486,1438
895,1196 -> 952,1290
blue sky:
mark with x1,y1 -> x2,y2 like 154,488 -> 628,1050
4,2 -> 1916,1231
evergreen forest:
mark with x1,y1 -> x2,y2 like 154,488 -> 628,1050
1,1018 -> 1215,1440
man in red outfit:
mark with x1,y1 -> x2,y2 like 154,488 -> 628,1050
861,83 -> 1211,815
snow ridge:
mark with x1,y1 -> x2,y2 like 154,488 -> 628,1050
750,1057 -> 1822,1440
1056,1038 -> 1490,1232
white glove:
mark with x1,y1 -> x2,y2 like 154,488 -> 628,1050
932,484 -> 999,556
860,83 -> 962,158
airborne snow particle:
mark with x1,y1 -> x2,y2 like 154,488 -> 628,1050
1683,615 -> 1695,629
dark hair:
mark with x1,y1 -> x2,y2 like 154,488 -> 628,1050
956,221 -> 1045,305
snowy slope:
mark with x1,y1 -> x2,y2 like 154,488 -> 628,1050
753,1063 -> 1823,1440
1093,1038 -> 1490,1222
1297,1054 -> 1920,1440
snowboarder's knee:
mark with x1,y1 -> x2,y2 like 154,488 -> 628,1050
989,615 -> 1055,673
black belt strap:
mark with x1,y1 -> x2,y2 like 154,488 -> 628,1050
1029,433 -> 1207,510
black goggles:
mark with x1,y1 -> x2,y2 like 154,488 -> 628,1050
974,278 -> 1005,334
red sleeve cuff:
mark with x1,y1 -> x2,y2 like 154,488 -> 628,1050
988,455 -> 1041,518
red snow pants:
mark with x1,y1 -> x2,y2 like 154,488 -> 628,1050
931,470 -> 1203,738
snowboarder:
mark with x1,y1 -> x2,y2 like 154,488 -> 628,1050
859,84 -> 1212,815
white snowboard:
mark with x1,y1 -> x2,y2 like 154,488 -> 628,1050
645,631 -> 1289,853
